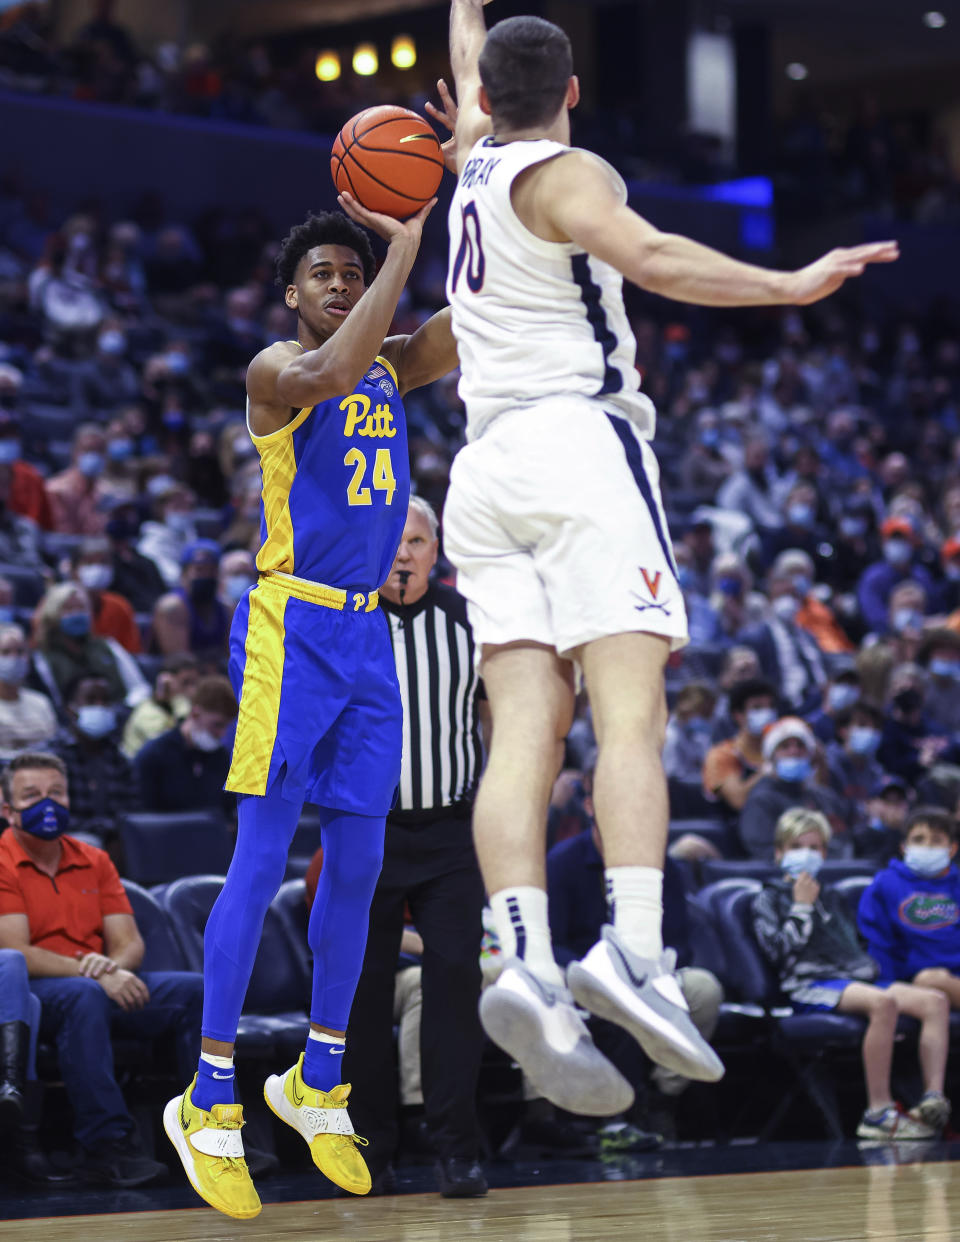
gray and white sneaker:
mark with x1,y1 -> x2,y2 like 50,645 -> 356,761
568,927 -> 725,1084
479,958 -> 634,1117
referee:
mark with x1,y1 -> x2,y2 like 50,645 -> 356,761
345,496 -> 489,1199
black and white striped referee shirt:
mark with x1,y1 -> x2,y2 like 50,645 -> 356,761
381,581 -> 484,818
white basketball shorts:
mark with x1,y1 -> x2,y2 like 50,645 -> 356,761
443,399 -> 689,658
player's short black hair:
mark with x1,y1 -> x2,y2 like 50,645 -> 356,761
479,16 -> 573,131
275,211 -> 377,289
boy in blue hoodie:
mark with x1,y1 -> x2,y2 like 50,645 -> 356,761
859,807 -> 960,1009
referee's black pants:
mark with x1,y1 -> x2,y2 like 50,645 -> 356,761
344,811 -> 486,1171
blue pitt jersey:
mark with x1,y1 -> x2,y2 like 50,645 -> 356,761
250,354 -> 410,590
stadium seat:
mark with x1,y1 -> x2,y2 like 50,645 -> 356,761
271,878 -> 310,985
668,818 -> 736,857
667,779 -> 727,821
700,858 -> 879,888
832,874 -> 875,925
119,811 -> 234,886
291,807 -> 324,857
708,880 -> 867,1139
161,875 -> 309,1057
122,878 -> 187,972
0,563 -> 45,607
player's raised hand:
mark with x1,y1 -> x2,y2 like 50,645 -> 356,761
787,241 -> 899,305
425,78 -> 459,174
337,191 -> 437,248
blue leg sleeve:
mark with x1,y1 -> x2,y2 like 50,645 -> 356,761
201,789 -> 302,1043
308,809 -> 385,1032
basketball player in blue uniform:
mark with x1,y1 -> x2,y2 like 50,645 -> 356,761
164,197 -> 459,1220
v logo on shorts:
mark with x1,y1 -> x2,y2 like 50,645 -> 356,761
633,566 -> 672,617
640,568 -> 662,599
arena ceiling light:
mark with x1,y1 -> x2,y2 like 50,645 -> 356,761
923,10 -> 947,27
785,62 -> 809,79
353,42 -> 379,76
315,50 -> 341,81
391,34 -> 417,69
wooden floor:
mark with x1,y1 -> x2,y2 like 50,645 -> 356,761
7,1163 -> 958,1242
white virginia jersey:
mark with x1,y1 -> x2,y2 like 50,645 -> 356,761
447,136 -> 655,442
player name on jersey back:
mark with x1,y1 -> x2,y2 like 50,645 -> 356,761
447,137 -> 656,443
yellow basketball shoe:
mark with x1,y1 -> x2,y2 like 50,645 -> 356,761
264,1053 -> 371,1195
163,1076 -> 261,1220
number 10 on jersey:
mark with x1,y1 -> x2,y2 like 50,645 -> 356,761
344,447 -> 396,506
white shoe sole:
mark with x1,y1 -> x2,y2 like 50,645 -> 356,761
263,1072 -> 304,1142
479,981 -> 634,1116
568,952 -> 724,1083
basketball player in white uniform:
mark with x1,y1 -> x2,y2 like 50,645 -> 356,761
438,1 -> 899,1114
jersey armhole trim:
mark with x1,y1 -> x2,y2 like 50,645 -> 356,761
375,354 -> 400,387
247,403 -> 313,445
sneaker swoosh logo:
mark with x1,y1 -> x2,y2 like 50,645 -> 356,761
292,1076 -> 304,1107
615,952 -> 649,991
180,1097 -> 189,1132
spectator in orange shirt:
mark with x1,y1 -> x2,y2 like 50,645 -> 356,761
70,536 -> 142,654
0,405 -> 53,532
702,678 -> 778,814
773,550 -> 855,654
46,424 -> 110,536
0,751 -> 202,1186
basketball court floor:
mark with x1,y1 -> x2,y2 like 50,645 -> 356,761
3,1142 -> 957,1241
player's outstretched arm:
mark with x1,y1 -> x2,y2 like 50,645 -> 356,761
542,152 -> 898,307
382,307 -> 460,397
449,0 -> 495,174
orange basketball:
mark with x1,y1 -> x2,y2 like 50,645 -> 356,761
331,105 -> 444,220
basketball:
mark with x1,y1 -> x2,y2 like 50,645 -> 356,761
331,105 -> 445,219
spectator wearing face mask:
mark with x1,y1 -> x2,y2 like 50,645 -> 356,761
702,678 -> 778,814
151,540 -> 229,659
136,479 -> 198,588
877,666 -> 960,786
0,463 -> 44,570
825,701 -> 888,810
673,549 -> 723,645
70,536 -> 141,654
46,423 -> 111,536
858,807 -> 960,1005
662,683 -> 718,785
78,319 -> 141,414
857,775 -> 913,862
883,580 -> 930,663
0,623 -> 57,761
716,436 -> 785,533
31,583 -> 148,713
679,410 -> 733,502
0,402 -> 53,532
103,498 -> 167,614
98,415 -> 140,507
121,654 -> 199,760
857,516 -> 936,636
51,673 -> 139,840
917,630 -> 960,734
822,496 -> 880,593
805,666 -> 862,743
771,549 -> 855,655
738,571 -> 829,715
739,717 -> 846,859
217,548 -> 257,613
708,556 -> 760,640
759,483 -> 832,574
709,646 -> 763,741
133,675 -> 237,815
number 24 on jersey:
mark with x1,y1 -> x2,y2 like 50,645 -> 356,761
344,447 -> 396,506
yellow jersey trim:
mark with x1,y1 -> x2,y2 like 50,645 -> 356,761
375,354 -> 399,387
249,403 -> 312,446
260,571 -> 379,612
254,432 -> 298,575
226,583 -> 289,796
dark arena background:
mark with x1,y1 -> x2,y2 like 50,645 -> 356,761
1,1 -> 960,1238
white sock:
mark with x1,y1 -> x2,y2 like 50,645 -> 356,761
490,886 -> 563,987
605,866 -> 663,960
200,1052 -> 234,1069
308,1030 -> 345,1046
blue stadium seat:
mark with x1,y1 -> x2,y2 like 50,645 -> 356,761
667,779 -> 727,821
708,880 -> 867,1139
832,874 -> 875,925
120,811 -> 234,886
161,875 -> 309,1058
700,858 -> 879,888
122,879 -> 187,972
668,819 -> 736,856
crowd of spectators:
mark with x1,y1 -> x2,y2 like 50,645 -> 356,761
2,1 -> 959,221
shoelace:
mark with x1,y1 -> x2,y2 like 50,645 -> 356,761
204,1119 -> 248,1182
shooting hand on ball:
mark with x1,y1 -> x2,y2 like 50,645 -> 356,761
337,191 -> 437,249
